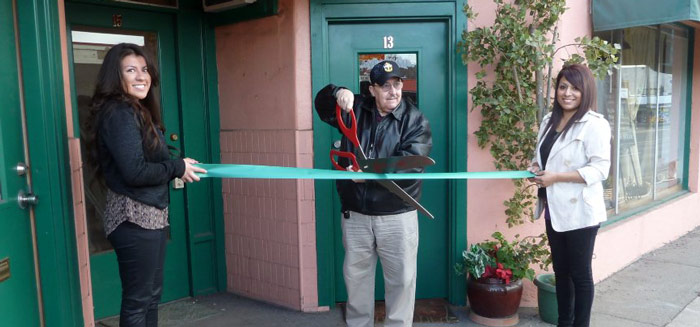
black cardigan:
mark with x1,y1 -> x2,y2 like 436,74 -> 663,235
97,101 -> 185,209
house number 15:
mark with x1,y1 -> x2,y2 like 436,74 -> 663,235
383,36 -> 394,49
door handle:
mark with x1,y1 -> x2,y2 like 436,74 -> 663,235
15,162 -> 28,176
17,190 -> 39,209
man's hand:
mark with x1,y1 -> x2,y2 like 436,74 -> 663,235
336,88 -> 354,113
347,165 -> 365,183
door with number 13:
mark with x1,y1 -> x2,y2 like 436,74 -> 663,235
327,20 -> 450,302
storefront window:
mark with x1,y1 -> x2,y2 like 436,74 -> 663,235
595,24 -> 689,215
358,53 -> 418,104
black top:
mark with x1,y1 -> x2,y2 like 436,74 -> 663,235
315,84 -> 432,215
537,128 -> 561,200
97,100 -> 185,209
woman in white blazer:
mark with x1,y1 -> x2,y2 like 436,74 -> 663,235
529,64 -> 611,327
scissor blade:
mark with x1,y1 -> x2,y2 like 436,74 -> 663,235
376,180 -> 435,219
353,151 -> 434,218
358,155 -> 435,173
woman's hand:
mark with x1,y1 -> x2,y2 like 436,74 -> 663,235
532,170 -> 558,188
181,158 -> 207,183
527,163 -> 541,185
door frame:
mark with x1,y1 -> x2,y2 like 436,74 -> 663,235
62,0 -> 227,305
13,0 -> 85,325
64,2 -> 197,318
310,0 -> 468,306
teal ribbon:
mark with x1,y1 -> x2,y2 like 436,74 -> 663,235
197,164 -> 534,180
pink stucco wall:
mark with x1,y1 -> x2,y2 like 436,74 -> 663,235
216,0 -> 323,312
467,0 -> 700,307
58,0 -> 95,324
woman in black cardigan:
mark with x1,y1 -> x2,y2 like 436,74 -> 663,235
85,43 -> 205,327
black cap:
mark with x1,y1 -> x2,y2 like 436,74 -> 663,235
369,60 -> 404,85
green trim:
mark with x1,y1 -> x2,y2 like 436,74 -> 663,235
175,4 -> 223,295
310,0 -> 334,306
311,0 -> 467,307
450,0 -> 468,306
602,191 -> 691,227
683,27 -> 694,191
17,0 -> 83,325
205,0 -> 278,27
203,15 -> 227,293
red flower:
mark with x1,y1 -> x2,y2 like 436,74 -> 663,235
481,263 -> 513,284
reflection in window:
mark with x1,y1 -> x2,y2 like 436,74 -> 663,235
358,53 -> 418,104
594,24 -> 688,215
115,0 -> 178,8
71,28 -> 159,254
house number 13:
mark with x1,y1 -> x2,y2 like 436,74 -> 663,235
383,36 -> 394,49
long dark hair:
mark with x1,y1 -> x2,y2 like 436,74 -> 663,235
84,43 -> 163,175
545,64 -> 597,137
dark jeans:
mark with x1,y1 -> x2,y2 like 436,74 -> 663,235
108,221 -> 168,327
545,208 -> 599,327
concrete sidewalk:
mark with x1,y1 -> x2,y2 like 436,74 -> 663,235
98,227 -> 700,326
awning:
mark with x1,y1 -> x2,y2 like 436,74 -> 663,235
593,0 -> 700,31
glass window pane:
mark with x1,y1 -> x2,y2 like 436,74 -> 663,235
617,27 -> 658,210
114,0 -> 178,8
594,30 -> 619,212
655,26 -> 687,197
359,53 -> 418,104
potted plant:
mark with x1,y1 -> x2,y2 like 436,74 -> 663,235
455,232 -> 550,325
458,0 -> 618,324
534,273 -> 558,324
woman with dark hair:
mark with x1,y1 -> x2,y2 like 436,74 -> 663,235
529,64 -> 611,327
85,43 -> 206,326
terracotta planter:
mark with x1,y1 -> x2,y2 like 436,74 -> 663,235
467,277 -> 523,318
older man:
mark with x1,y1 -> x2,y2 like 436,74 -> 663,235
315,60 -> 432,327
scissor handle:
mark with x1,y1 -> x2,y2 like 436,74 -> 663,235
336,104 -> 360,148
330,150 -> 360,171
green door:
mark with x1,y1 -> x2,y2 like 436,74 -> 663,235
66,2 -> 190,319
0,0 -> 41,325
326,21 -> 449,301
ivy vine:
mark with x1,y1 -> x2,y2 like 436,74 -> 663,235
459,0 -> 618,227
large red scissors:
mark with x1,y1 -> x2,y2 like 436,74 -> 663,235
330,104 -> 435,219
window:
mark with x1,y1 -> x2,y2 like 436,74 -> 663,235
358,53 -> 418,104
595,24 -> 690,215
114,0 -> 178,8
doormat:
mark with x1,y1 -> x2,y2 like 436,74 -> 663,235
339,298 -> 458,323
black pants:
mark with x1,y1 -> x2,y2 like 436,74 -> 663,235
545,209 -> 599,327
108,222 -> 168,327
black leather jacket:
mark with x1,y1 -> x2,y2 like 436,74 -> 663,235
315,84 -> 432,215
98,100 -> 185,209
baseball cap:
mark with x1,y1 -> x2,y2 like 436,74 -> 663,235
369,60 -> 404,85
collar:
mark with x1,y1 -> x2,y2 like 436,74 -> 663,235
543,109 -> 601,124
361,97 -> 406,121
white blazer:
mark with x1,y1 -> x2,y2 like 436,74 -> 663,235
533,111 -> 612,232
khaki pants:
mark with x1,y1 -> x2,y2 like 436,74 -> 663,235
342,210 -> 418,327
